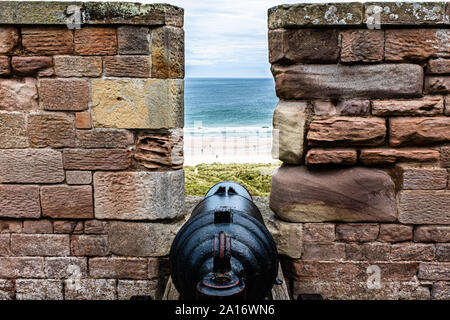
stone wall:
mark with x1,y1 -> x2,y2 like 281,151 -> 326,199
268,2 -> 450,299
0,2 -> 185,300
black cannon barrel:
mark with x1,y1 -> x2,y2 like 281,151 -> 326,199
169,181 -> 278,300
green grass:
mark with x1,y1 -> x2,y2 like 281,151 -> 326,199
184,162 -> 281,196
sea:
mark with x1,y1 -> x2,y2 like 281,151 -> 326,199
184,78 -> 279,165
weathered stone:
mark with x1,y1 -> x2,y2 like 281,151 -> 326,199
91,79 -> 184,129
74,27 -> 117,55
104,55 -> 150,77
0,234 -> 10,256
432,282 -> 450,300
0,56 -> 10,75
425,76 -> 450,94
255,196 -> 303,259
399,190 -> 450,224
418,263 -> 450,280
76,129 -> 133,149
273,64 -> 423,99
0,257 -> 44,279
385,29 -> 450,61
0,149 -> 64,183
436,244 -> 450,261
23,220 -> 52,234
71,235 -> 109,257
151,26 -> 184,78
268,3 -> 363,29
54,56 -> 102,77
45,257 -> 87,279
269,29 -> 339,64
312,100 -> 369,116
16,280 -> 63,300
109,218 -> 187,257
390,117 -> 450,146
11,56 -> 53,75
65,171 -> 92,185
302,223 -> 335,243
372,96 -> 444,116
0,221 -> 21,233
272,100 -> 309,164
307,117 -> 386,147
134,129 -> 183,169
0,280 -> 14,300
442,146 -> 450,167
345,242 -> 390,261
446,96 -> 450,115
63,149 -> 131,170
75,112 -> 92,129
94,170 -> 185,221
340,30 -> 384,62
41,185 -> 93,219
0,78 -> 38,112
306,148 -> 357,165
117,280 -> 158,300
360,148 -> 440,165
89,258 -> 148,279
40,79 -> 89,111
379,224 -> 413,243
53,221 -> 83,234
11,234 -> 69,256
0,112 -> 27,148
0,27 -> 19,54
84,220 -> 109,235
391,243 -> 435,261
415,226 -> 450,242
64,279 -> 116,300
117,26 -> 150,55
22,27 -> 73,55
428,59 -> 450,74
270,165 -> 396,223
0,185 -> 40,218
336,224 -> 379,242
302,243 -> 345,261
398,164 -> 448,190
28,113 -> 75,148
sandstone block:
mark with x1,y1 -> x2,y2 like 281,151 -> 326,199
0,257 -> 44,278
270,165 -> 396,223
71,235 -> 109,257
0,221 -> 22,233
117,26 -> 150,55
307,117 -> 386,147
89,258 -> 149,279
0,149 -> 63,183
302,223 -> 335,243
273,64 -> 423,99
302,243 -> 345,261
0,78 -> 38,112
360,148 -> 440,165
0,234 -> 10,256
0,280 -> 14,300
312,100 -> 369,116
0,112 -> 27,148
84,220 -> 109,235
399,165 -> 448,190
340,30 -> 384,62
336,224 -> 379,242
74,28 -> 117,55
53,221 -> 83,234
372,96 -> 444,116
54,56 -> 102,77
428,59 -> 450,74
28,113 -> 75,148
432,282 -> 450,300
306,148 -> 357,165
399,190 -> 450,224
0,27 -> 19,54
65,171 -> 92,185
23,220 -> 52,234
63,149 -> 131,170
436,244 -> 450,261
0,56 -> 10,75
91,79 -> 184,129
0,185 -> 40,218
16,280 -> 63,300
425,76 -> 450,94
446,96 -> 450,115
76,129 -> 133,149
64,279 -> 116,300
117,280 -> 158,300
418,263 -> 450,280
104,56 -> 150,77
378,224 -> 413,243
442,146 -> 450,167
45,257 -> 88,279
272,100 -> 309,164
41,185 -> 93,219
11,56 -> 53,76
75,112 -> 92,129
414,226 -> 450,242
390,117 -> 450,146
94,170 -> 185,221
22,27 -> 73,55
269,29 -> 339,64
151,26 -> 184,78
345,243 -> 390,261
134,129 -> 183,169
390,243 -> 435,261
385,29 -> 450,61
11,234 -> 69,256
40,79 -> 89,111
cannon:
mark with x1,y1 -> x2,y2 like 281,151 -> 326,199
169,181 -> 279,300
